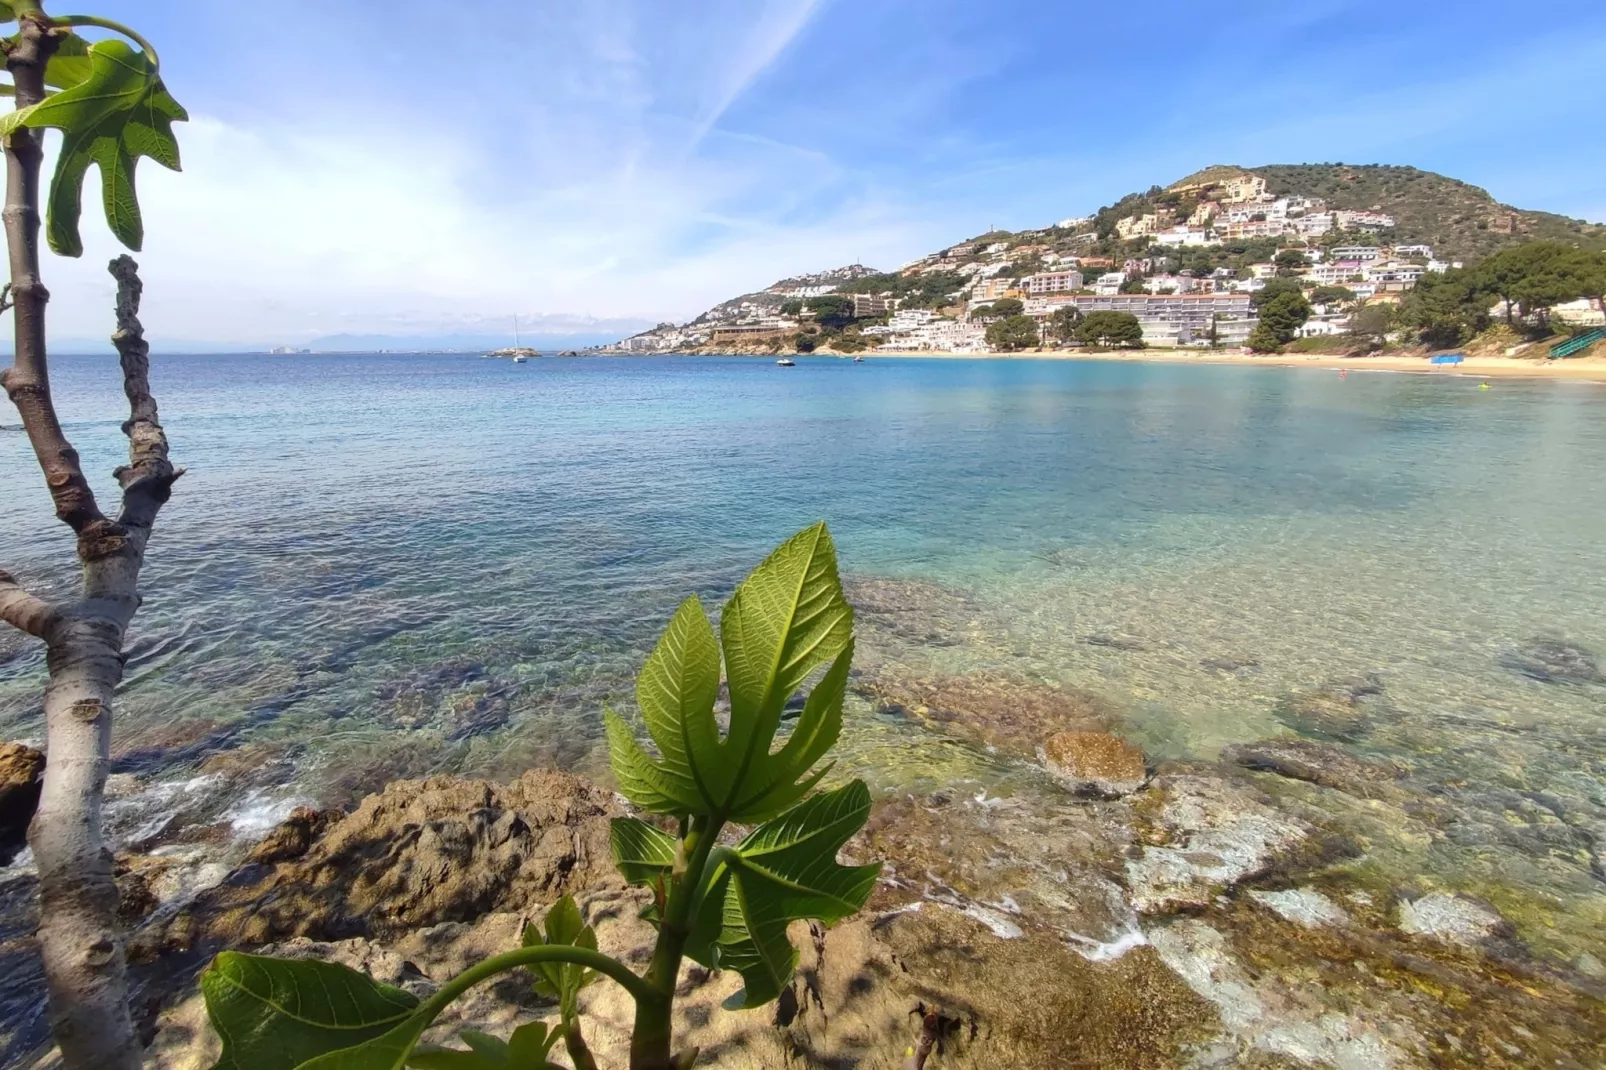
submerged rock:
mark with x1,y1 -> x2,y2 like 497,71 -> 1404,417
1126,776 -> 1319,915
1223,738 -> 1405,798
854,668 -> 1113,757
0,743 -> 43,865
1499,637 -> 1604,686
1083,633 -> 1156,652
138,770 -> 620,953
1042,731 -> 1148,797
1272,673 -> 1389,742
1397,893 -> 1513,951
1247,888 -> 1349,929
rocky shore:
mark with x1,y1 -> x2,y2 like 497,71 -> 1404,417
4,719 -> 1598,1068
4,575 -> 1605,1068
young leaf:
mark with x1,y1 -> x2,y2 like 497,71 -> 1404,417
408,1022 -> 564,1070
698,780 -> 881,1009
603,522 -> 854,823
200,951 -> 420,1070
18,37 -> 188,255
717,522 -> 853,820
631,595 -> 724,811
609,817 -> 677,887
522,895 -> 598,1008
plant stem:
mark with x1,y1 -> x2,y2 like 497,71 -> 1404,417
416,945 -> 657,1022
51,14 -> 161,69
630,815 -> 724,1070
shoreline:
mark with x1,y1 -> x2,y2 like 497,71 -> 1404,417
845,348 -> 1606,382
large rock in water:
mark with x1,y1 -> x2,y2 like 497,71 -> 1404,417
139,770 -> 621,953
0,742 -> 44,865
1041,731 -> 1148,797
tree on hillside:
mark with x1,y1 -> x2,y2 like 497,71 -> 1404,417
1119,276 -> 1147,294
1274,249 -> 1309,274
0,7 -> 188,1068
1475,241 -> 1584,326
1399,266 -> 1490,349
980,296 -> 1024,319
1258,290 -> 1312,342
1246,323 -> 1285,353
1251,276 -> 1304,308
1311,285 -> 1357,307
986,314 -> 1040,351
1048,304 -> 1083,343
806,294 -> 856,330
779,298 -> 804,316
1345,304 -> 1394,353
1077,311 -> 1144,347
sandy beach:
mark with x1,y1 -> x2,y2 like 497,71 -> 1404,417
854,347 -> 1606,382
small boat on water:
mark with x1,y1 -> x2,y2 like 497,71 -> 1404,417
853,355 -> 866,363
776,358 -> 796,367
486,314 -> 539,362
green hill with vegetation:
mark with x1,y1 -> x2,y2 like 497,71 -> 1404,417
1246,163 -> 1606,261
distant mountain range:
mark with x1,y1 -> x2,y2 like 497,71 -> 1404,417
609,163 -> 1606,351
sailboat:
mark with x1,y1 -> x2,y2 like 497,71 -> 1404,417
486,314 -> 539,361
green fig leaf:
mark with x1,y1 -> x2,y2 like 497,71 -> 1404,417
702,780 -> 880,1008
45,31 -> 94,89
16,37 -> 187,255
609,817 -> 677,887
522,895 -> 598,1008
200,951 -> 420,1070
605,522 -> 854,823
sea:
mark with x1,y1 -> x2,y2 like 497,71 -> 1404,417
3,353 -> 1605,1000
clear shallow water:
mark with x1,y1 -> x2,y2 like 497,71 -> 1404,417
3,354 -> 1605,960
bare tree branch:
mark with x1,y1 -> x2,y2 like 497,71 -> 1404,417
108,254 -> 178,531
0,568 -> 59,639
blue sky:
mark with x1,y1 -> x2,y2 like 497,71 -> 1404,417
35,0 -> 1606,348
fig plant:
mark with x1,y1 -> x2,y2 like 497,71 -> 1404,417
200,523 -> 881,1070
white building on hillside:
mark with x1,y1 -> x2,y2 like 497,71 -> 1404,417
1023,270 -> 1085,295
1093,272 -> 1126,295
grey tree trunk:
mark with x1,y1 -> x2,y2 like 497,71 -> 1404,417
1,12 -> 178,1069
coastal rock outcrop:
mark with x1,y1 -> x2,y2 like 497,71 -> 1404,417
145,892 -> 1218,1070
1126,775 -> 1321,914
0,742 -> 43,865
138,769 -> 620,954
1041,731 -> 1149,797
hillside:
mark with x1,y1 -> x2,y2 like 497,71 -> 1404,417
603,162 -> 1605,351
1246,164 -> 1606,261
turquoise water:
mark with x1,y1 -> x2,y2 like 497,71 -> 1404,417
3,354 -> 1605,957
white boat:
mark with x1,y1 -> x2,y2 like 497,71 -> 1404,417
487,314 -> 538,361
776,358 -> 796,366
853,355 -> 866,363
